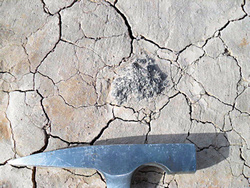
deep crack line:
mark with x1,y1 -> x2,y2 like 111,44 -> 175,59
107,2 -> 135,57
34,13 -> 62,73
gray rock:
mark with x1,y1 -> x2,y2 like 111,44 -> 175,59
43,0 -> 75,14
177,45 -> 204,68
96,119 -> 148,145
38,42 -> 78,83
230,110 -> 250,149
111,57 -> 168,105
0,164 -> 33,187
187,56 -> 240,104
235,87 -> 250,113
43,96 -> 113,143
36,167 -> 105,188
0,92 -> 14,163
192,95 -> 232,129
177,74 -> 205,103
187,121 -> 216,149
204,37 -> 225,58
221,17 -> 250,83
6,91 -> 47,156
106,40 -> 178,112
116,0 -> 244,51
57,74 -> 97,108
148,94 -> 191,143
175,147 -> 243,187
0,0 -> 48,45
25,15 -> 59,72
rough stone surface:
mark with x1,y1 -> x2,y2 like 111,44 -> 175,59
36,167 -> 105,188
25,15 -> 59,72
1,0 -> 249,187
230,110 -> 250,149
177,45 -> 204,68
175,147 -> 248,187
106,40 -> 179,112
43,96 -> 113,143
96,119 -> 148,145
43,0 -> 75,14
57,74 -> 97,107
0,92 -> 14,163
0,165 -> 33,188
116,0 -> 244,51
38,42 -> 79,83
187,55 -> 240,104
6,91 -> 47,156
192,95 -> 232,129
148,94 -> 191,143
221,17 -> 250,83
235,87 -> 250,113
204,37 -> 225,58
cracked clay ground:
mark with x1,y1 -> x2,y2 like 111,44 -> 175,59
0,0 -> 250,187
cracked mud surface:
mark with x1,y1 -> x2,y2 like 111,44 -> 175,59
0,0 -> 249,187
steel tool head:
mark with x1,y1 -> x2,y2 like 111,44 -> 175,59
8,144 -> 196,188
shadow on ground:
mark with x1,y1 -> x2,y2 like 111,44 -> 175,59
95,133 -> 230,187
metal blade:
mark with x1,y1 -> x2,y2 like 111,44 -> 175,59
8,144 -> 196,175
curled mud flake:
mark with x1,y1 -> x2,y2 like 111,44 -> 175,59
112,58 -> 168,104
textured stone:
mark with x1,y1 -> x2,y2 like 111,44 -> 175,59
0,72 -> 34,92
35,73 -> 57,98
1,1 -> 249,187
6,91 -> 47,156
204,37 -> 225,58
177,45 -> 204,68
111,58 -> 168,105
0,112 -> 14,163
43,96 -> 113,142
224,146 -> 245,177
36,167 -> 105,188
0,92 -> 14,163
43,0 -> 75,14
156,49 -> 177,62
45,136 -> 69,152
113,106 -> 138,121
25,15 -> 59,72
148,94 -> 191,143
38,42 -> 78,83
242,144 -> 250,167
96,119 -> 148,145
192,95 -> 232,129
235,87 -> 250,113
116,0 -> 244,51
61,0 -> 131,66
177,74 -> 205,103
188,56 -> 240,104
221,17 -> 250,82
106,40 -> 179,112
187,121 -> 217,148
0,44 -> 30,79
245,0 -> 250,15
96,66 -> 115,105
57,74 -> 97,107
230,110 -> 250,149
76,34 -> 131,66
0,0 -> 48,45
0,165 -> 33,188
175,147 -> 235,187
